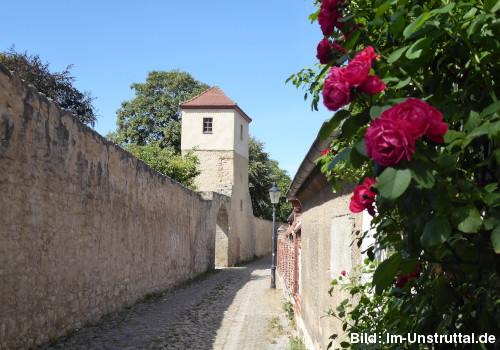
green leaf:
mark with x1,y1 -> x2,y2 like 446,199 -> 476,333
430,2 -> 455,14
373,252 -> 402,294
394,76 -> 412,89
374,0 -> 391,21
328,147 -> 350,171
403,12 -> 431,38
370,105 -> 392,119
354,138 -> 368,157
387,46 -> 409,63
485,0 -> 500,12
452,206 -> 483,233
465,110 -> 481,131
320,110 -> 349,140
491,227 -> 500,254
377,167 -> 412,199
350,146 -> 368,168
341,116 -> 360,139
410,160 -> 435,188
421,217 -> 452,249
443,130 -> 466,143
343,30 -> 361,50
405,37 -> 432,59
480,100 -> 500,118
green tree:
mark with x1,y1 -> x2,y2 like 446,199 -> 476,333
124,142 -> 200,190
249,136 -> 292,222
115,70 -> 209,152
0,46 -> 97,127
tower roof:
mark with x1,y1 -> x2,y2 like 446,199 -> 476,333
180,86 -> 252,123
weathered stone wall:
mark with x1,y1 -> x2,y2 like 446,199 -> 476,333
0,64 -> 222,349
294,167 -> 364,350
252,217 -> 274,257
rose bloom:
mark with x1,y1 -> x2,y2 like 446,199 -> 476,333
333,42 -> 347,54
318,6 -> 344,36
342,59 -> 371,87
395,262 -> 421,288
365,118 -> 415,166
349,177 -> 377,216
353,46 -> 380,64
425,104 -> 449,143
316,38 -> 332,64
381,98 -> 430,139
381,98 -> 448,141
359,75 -> 386,95
322,67 -> 350,111
322,148 -> 330,156
341,270 -> 346,276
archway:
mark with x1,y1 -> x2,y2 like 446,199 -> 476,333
215,205 -> 229,267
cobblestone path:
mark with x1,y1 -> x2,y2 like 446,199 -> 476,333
39,256 -> 295,350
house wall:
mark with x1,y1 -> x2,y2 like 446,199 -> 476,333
0,64 -> 224,349
294,167 -> 365,350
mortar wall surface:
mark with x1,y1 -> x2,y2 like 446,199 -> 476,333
0,64 -> 219,349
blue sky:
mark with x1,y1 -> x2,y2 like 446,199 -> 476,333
0,0 -> 332,177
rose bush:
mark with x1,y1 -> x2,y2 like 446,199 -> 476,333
289,0 -> 500,348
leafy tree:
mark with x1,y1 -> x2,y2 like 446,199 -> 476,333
249,136 -> 292,222
124,142 -> 200,190
0,46 -> 97,127
115,70 -> 209,152
290,0 -> 500,348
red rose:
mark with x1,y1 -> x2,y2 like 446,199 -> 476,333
395,262 -> 421,288
381,98 -> 430,139
322,148 -> 330,155
316,38 -> 332,64
365,118 -> 415,166
353,46 -> 380,64
342,59 -> 371,87
349,177 -> 377,216
359,75 -> 386,95
333,42 -> 347,54
425,105 -> 448,143
322,67 -> 350,111
322,0 -> 344,8
341,270 -> 346,276
318,6 -> 344,36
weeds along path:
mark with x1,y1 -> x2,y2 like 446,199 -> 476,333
38,256 -> 295,350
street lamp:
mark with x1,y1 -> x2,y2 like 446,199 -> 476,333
269,181 -> 281,289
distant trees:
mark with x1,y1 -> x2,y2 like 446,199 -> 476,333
0,47 -> 97,127
249,136 -> 292,222
113,70 -> 210,153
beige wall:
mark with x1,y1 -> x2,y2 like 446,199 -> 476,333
295,167 -> 365,350
0,64 -> 225,350
180,109 -> 249,159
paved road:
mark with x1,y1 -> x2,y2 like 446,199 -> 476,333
39,256 -> 294,350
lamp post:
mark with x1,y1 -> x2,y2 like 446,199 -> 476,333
269,181 -> 281,289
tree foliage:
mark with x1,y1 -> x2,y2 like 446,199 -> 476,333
124,142 -> 200,191
0,47 -> 97,127
249,136 -> 292,222
291,0 -> 500,348
115,70 -> 209,153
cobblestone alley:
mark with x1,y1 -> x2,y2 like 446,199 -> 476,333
37,257 -> 295,350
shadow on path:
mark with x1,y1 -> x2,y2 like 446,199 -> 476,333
38,255 -> 288,350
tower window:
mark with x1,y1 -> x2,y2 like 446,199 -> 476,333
203,118 -> 213,133
240,124 -> 243,140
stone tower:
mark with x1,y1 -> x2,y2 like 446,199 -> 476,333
180,86 -> 254,266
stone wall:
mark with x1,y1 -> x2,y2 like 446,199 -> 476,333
294,167 -> 365,350
0,64 -> 225,349
252,217 -> 274,258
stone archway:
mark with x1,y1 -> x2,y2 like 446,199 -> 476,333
215,205 -> 229,268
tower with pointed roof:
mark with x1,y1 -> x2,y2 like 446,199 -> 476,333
180,86 -> 254,266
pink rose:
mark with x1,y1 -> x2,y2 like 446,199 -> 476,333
341,270 -> 346,276
322,67 -> 350,111
349,177 -> 377,216
322,148 -> 330,155
316,38 -> 332,64
342,59 -> 371,87
359,75 -> 386,95
318,7 -> 344,36
425,105 -> 449,143
333,42 -> 347,54
365,118 -> 415,166
381,98 -> 430,139
353,46 -> 380,64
